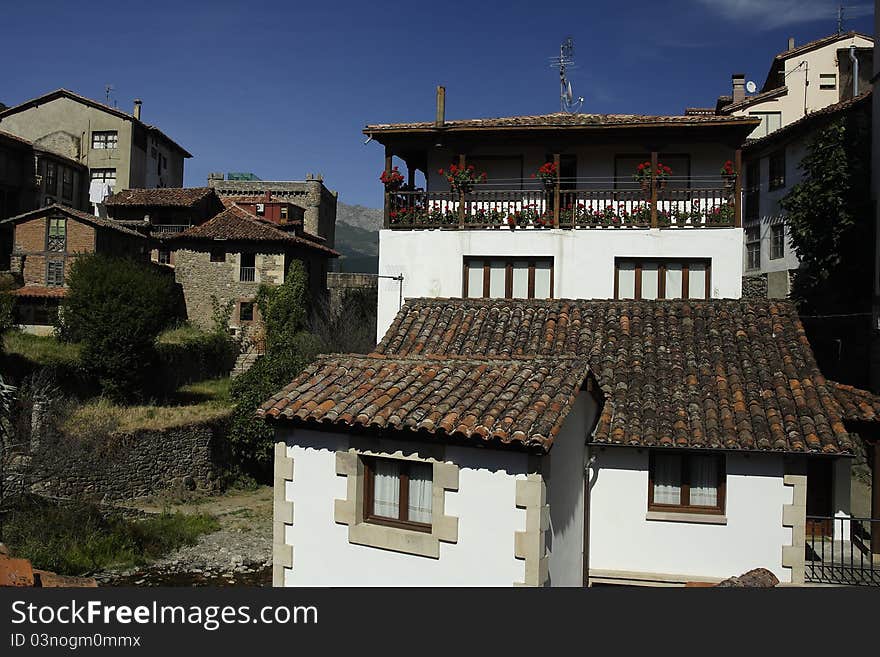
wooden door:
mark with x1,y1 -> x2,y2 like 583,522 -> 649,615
806,459 -> 833,538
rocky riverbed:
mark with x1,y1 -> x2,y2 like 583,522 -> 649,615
96,486 -> 273,587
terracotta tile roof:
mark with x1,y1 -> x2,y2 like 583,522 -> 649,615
261,297 -> 865,454
259,354 -> 591,450
10,286 -> 66,299
0,89 -> 192,157
104,187 -> 216,208
829,382 -> 880,423
364,112 -> 759,133
744,91 -> 871,151
168,205 -> 338,256
0,204 -> 146,239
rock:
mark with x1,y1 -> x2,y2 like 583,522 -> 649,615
715,568 -> 779,588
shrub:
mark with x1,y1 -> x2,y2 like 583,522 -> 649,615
228,261 -> 317,477
59,255 -> 182,402
155,330 -> 236,392
3,497 -> 218,575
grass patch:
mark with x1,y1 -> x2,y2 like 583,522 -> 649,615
62,396 -> 232,438
3,332 -> 81,367
2,498 -> 219,575
176,377 -> 231,404
156,324 -> 206,345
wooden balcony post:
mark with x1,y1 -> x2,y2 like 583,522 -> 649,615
734,148 -> 743,228
650,151 -> 658,228
458,153 -> 466,227
553,153 -> 561,228
384,146 -> 393,229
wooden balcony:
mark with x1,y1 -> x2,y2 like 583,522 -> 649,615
384,177 -> 740,230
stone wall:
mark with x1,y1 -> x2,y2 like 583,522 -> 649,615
206,178 -> 338,248
327,272 -> 378,308
742,274 -> 769,299
173,246 -> 285,329
36,419 -> 230,503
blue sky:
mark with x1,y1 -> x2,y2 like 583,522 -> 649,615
1,1 -> 872,208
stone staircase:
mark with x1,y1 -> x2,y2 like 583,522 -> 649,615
232,342 -> 261,377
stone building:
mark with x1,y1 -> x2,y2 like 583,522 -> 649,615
0,204 -> 147,333
167,204 -> 338,336
0,89 -> 191,209
207,174 -> 337,248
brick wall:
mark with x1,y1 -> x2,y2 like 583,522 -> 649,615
14,217 -> 45,253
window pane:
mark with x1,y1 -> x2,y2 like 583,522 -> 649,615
665,263 -> 683,299
653,454 -> 682,505
489,260 -> 506,298
512,261 -> 529,299
689,455 -> 719,507
641,262 -> 659,300
407,462 -> 433,523
372,460 -> 400,519
466,260 -> 483,298
688,263 -> 707,299
617,262 -> 636,299
534,261 -> 552,299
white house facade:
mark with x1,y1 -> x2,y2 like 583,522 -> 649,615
261,104 -> 880,588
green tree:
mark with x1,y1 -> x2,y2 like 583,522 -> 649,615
780,113 -> 873,313
228,261 -> 321,476
60,254 -> 181,402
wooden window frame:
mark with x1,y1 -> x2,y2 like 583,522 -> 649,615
91,131 -> 118,150
746,226 -> 761,270
239,301 -> 255,323
61,168 -> 73,200
613,257 -> 711,300
362,456 -> 432,533
46,216 -> 67,252
462,256 -> 554,299
768,149 -> 786,191
648,451 -> 726,515
45,161 -> 57,195
769,224 -> 785,260
46,259 -> 64,287
744,160 -> 760,221
209,247 -> 225,263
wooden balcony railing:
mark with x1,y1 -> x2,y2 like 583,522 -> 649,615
384,178 -> 740,230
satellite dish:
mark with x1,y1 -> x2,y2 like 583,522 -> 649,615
746,80 -> 757,94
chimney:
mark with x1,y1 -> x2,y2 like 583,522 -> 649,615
732,74 -> 746,104
133,98 -> 142,121
788,37 -> 795,51
435,86 -> 446,128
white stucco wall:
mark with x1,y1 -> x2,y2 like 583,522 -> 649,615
378,227 -> 744,339
278,428 -> 531,587
545,392 -> 597,586
587,446 -> 793,583
730,33 -> 873,135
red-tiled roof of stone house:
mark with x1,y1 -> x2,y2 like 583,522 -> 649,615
260,354 -> 593,451
261,297 -> 873,454
168,205 -> 338,256
0,204 -> 146,239
104,187 -> 217,208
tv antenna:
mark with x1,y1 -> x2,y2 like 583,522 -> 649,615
837,5 -> 845,34
550,37 -> 584,113
105,84 -> 115,107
